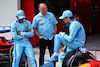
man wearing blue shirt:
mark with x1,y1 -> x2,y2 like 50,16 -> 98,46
32,3 -> 58,67
45,10 -> 86,63
11,10 -> 37,67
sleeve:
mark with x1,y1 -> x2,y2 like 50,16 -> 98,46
23,21 -> 34,37
32,16 -> 37,28
52,13 -> 58,25
11,23 -> 24,40
62,24 -> 79,42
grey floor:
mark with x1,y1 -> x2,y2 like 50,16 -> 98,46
84,33 -> 100,50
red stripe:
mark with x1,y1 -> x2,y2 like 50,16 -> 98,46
88,49 -> 100,51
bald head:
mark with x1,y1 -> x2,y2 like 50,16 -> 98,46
38,3 -> 48,16
38,3 -> 47,9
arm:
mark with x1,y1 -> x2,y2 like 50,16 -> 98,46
52,13 -> 58,36
18,28 -> 34,38
59,27 -> 77,42
61,23 -> 80,42
20,22 -> 34,38
23,28 -> 34,37
11,23 -> 24,40
53,24 -> 57,36
32,16 -> 44,39
34,28 -> 44,39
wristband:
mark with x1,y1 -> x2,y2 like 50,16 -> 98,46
61,32 -> 65,36
21,32 -> 24,36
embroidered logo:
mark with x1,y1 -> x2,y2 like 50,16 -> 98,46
21,12 -> 23,15
40,20 -> 43,23
24,23 -> 27,26
48,15 -> 50,18
17,27 -> 20,31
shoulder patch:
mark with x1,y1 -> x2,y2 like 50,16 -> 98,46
48,15 -> 51,18
17,27 -> 20,31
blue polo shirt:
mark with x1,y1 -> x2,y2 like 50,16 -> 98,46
32,12 -> 58,40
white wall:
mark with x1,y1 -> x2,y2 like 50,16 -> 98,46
0,0 -> 17,26
0,0 -> 17,39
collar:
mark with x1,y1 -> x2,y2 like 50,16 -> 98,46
39,12 -> 43,16
17,19 -> 25,23
39,11 -> 48,17
65,18 -> 76,27
17,20 -> 22,23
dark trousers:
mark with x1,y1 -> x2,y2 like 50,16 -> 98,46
39,38 -> 55,67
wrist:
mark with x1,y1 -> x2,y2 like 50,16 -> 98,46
21,32 -> 24,36
61,32 -> 65,36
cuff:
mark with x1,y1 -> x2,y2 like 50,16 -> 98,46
21,32 -> 25,36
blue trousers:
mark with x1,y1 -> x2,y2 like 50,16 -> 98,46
54,34 -> 84,53
12,40 -> 37,67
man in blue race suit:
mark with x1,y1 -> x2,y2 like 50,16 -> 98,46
32,3 -> 58,67
11,10 -> 37,67
45,10 -> 86,63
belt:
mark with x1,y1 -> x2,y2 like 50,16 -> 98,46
21,38 -> 28,40
17,38 -> 28,41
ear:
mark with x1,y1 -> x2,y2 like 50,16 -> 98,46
38,8 -> 40,11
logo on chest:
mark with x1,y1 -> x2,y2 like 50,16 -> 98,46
24,23 -> 27,26
48,15 -> 51,18
17,27 -> 20,31
40,19 -> 43,23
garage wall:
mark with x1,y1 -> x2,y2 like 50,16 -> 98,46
0,0 -> 17,26
0,0 -> 17,40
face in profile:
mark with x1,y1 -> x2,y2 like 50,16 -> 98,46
17,17 -> 24,22
62,17 -> 69,24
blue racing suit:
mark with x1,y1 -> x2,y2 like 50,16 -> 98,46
54,18 -> 86,53
11,19 -> 37,67
54,19 -> 86,67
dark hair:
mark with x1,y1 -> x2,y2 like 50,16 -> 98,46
38,4 -> 40,9
66,16 -> 74,19
70,17 -> 74,19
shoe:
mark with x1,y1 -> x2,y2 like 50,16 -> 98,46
45,56 -> 58,62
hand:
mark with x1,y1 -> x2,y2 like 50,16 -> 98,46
17,32 -> 21,35
59,46 -> 66,53
27,29 -> 31,32
59,32 -> 62,35
59,48 -> 65,52
53,33 -> 55,37
39,36 -> 44,39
